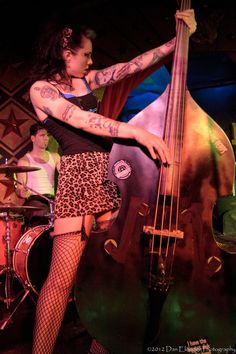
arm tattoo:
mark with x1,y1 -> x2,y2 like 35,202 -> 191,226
150,50 -> 161,65
165,38 -> 176,47
35,85 -> 59,100
115,60 -> 142,79
43,106 -> 53,116
94,60 -> 143,85
88,114 -> 119,137
62,104 -> 77,122
94,67 -> 116,86
140,49 -> 161,66
94,38 -> 175,86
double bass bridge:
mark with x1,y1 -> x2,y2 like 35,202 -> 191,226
143,225 -> 184,240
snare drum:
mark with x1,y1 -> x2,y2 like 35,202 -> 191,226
0,214 -> 24,266
13,225 -> 53,295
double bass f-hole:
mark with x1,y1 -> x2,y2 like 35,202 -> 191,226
104,197 -> 150,263
145,0 -> 191,293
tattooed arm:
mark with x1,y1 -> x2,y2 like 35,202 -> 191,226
87,38 -> 176,90
87,9 -> 196,90
30,81 -> 170,163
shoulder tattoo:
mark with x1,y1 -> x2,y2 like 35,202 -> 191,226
34,85 -> 59,101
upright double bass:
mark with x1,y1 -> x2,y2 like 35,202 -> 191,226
75,0 -> 235,352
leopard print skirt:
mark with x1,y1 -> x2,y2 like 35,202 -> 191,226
54,152 -> 121,218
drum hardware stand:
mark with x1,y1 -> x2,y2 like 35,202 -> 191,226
0,211 -> 15,309
0,171 -> 54,330
0,230 -> 39,330
0,269 -> 39,330
0,289 -> 32,330
0,210 -> 35,331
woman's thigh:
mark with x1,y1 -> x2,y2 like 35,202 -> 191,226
53,215 -> 94,235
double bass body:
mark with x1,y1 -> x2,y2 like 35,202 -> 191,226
75,1 -> 235,351
75,84 -> 235,352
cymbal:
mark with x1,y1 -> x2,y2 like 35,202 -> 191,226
0,164 -> 40,174
0,203 -> 44,211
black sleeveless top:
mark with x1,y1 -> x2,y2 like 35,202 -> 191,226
43,81 -> 112,155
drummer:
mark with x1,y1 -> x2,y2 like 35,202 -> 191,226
16,123 -> 60,227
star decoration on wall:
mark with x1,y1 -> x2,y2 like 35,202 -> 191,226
0,108 -> 27,138
0,178 -> 16,199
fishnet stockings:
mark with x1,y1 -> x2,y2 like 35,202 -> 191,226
32,231 -> 85,354
89,339 -> 109,354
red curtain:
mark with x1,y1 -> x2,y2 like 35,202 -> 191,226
98,54 -> 172,120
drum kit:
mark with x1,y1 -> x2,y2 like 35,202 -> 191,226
0,163 -> 54,330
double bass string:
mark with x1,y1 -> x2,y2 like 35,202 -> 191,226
148,0 -> 191,291
166,0 -> 191,284
169,0 -> 190,261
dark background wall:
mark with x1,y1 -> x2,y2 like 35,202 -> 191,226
0,0 -> 235,203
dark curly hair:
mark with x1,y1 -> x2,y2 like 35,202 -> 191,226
30,20 -> 96,85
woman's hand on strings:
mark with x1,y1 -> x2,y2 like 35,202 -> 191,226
133,127 -> 171,164
175,9 -> 197,36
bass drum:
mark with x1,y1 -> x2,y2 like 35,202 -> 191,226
13,225 -> 53,295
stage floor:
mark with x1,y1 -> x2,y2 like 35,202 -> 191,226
0,278 -> 91,354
